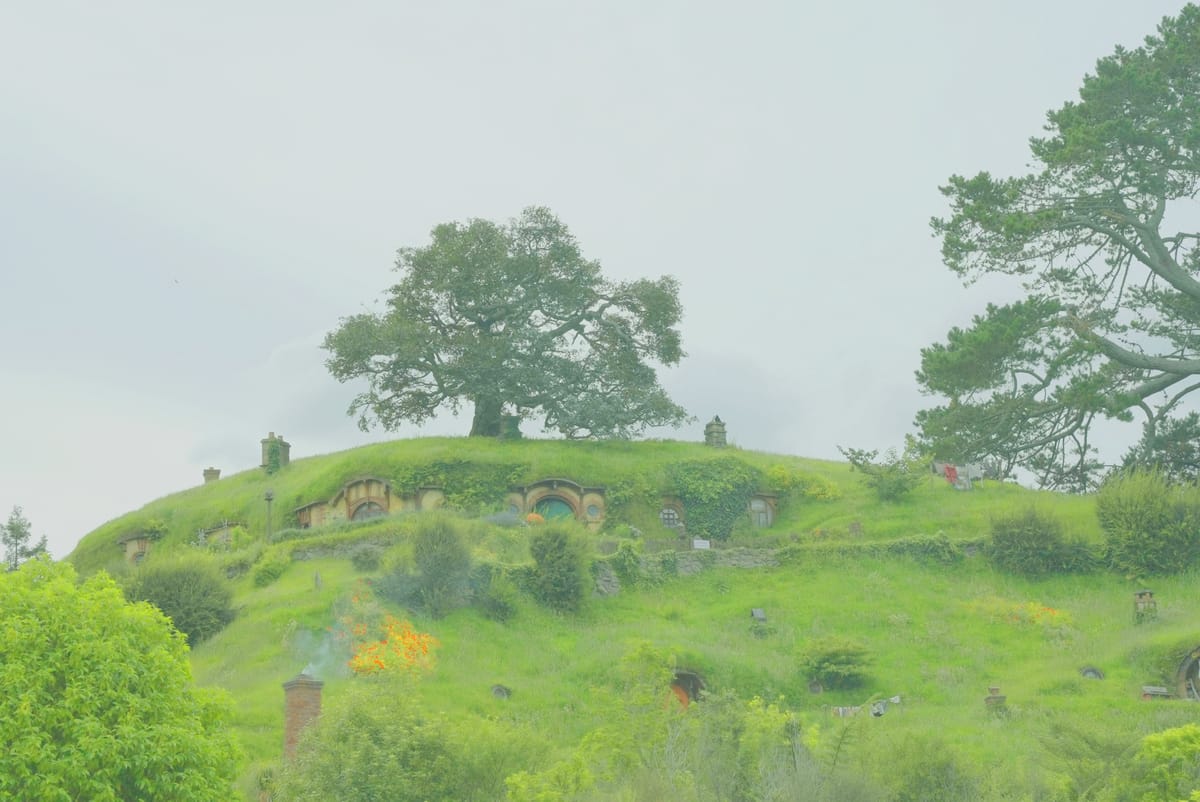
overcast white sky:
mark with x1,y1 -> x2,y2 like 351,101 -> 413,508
1,1 -> 1188,557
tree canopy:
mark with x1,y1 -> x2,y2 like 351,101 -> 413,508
324,206 -> 688,438
915,6 -> 1200,490
0,559 -> 239,800
2,505 -> 45,571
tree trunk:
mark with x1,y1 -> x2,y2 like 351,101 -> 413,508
469,397 -> 503,437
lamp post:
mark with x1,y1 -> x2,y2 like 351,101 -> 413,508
265,490 -> 275,541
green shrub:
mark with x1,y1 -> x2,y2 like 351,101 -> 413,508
798,635 -> 872,689
124,558 -> 234,645
412,517 -> 472,618
275,689 -> 467,802
529,526 -> 590,613
471,564 -> 519,622
837,445 -> 923,502
253,549 -> 291,587
884,737 -> 980,802
1098,470 -> 1200,576
988,509 -> 1097,575
610,540 -> 642,588
350,543 -> 384,572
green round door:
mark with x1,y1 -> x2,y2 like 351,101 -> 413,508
534,497 -> 574,521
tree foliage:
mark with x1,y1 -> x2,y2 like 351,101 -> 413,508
124,557 -> 236,645
324,206 -> 689,438
412,517 -> 473,618
276,686 -> 463,802
1097,469 -> 1200,576
837,445 -> 923,502
916,6 -> 1200,490
528,525 -> 590,613
0,559 -> 239,800
2,505 -> 46,571
987,509 -> 1096,576
798,635 -> 873,690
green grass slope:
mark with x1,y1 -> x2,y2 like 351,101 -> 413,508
68,438 -> 1191,799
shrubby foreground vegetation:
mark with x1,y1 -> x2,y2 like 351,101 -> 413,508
0,559 -> 239,800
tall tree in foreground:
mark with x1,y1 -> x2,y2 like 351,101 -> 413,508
2,506 -> 45,570
916,6 -> 1200,490
0,559 -> 239,800
324,206 -> 688,438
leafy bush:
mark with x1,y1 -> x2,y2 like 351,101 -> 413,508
1,560 -> 239,800
253,549 -> 291,587
798,636 -> 872,689
666,457 -> 763,540
471,564 -> 519,622
765,464 -> 840,501
885,737 -> 980,802
610,540 -> 643,588
529,526 -> 590,613
1098,470 -> 1200,576
276,689 -> 466,802
390,460 -> 525,514
350,543 -> 384,572
988,509 -> 1097,575
124,558 -> 235,645
838,445 -> 923,502
412,517 -> 472,618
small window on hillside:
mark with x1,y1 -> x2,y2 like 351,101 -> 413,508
660,508 -> 680,528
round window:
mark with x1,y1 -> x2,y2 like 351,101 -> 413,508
586,504 -> 601,518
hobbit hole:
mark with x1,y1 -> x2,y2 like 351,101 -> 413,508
294,477 -> 445,529
671,670 -> 706,708
748,495 -> 776,527
1174,645 -> 1200,699
507,479 -> 606,530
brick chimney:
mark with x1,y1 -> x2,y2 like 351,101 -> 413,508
203,467 -> 221,484
282,672 -> 323,758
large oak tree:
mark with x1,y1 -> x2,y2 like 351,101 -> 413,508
325,206 -> 688,438
916,6 -> 1200,490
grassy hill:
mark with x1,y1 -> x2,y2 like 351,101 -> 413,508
67,438 -> 1200,800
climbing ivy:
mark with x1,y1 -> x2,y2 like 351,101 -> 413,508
666,458 -> 762,541
391,460 -> 526,514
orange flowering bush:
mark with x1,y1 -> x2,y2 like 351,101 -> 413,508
333,581 -> 439,677
348,615 -> 437,675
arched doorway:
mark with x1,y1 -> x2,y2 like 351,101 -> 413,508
534,496 -> 575,521
351,501 -> 386,521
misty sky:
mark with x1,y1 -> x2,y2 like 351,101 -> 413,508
1,1 -> 1188,557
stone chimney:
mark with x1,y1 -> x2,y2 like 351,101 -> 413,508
704,415 -> 727,447
261,432 -> 292,469
203,467 -> 221,484
282,673 -> 323,758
